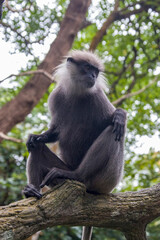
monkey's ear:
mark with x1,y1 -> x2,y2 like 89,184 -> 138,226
67,57 -> 74,62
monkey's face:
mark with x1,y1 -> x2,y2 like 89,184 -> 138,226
67,57 -> 99,89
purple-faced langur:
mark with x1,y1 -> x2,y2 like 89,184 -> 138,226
23,50 -> 127,240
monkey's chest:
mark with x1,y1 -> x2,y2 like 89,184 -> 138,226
58,119 -> 103,169
55,96 -> 109,168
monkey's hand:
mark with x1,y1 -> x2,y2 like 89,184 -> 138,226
112,108 -> 127,141
23,184 -> 42,199
26,134 -> 48,152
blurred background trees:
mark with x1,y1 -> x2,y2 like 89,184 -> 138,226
0,0 -> 160,239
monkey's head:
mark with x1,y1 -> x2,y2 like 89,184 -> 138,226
67,51 -> 104,89
54,50 -> 108,94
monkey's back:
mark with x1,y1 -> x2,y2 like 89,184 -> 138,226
49,87 -> 115,170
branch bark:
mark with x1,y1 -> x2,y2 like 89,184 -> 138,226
0,180 -> 160,240
89,0 -> 120,51
0,0 -> 91,136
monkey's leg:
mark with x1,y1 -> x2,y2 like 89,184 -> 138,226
77,125 -> 125,194
23,143 -> 69,198
40,125 -> 125,194
80,125 -> 125,240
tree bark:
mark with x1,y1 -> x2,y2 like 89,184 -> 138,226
0,0 -> 91,136
124,229 -> 147,240
0,180 -> 160,240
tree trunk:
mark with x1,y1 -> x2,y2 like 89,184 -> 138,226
124,229 -> 147,240
0,0 -> 91,136
0,181 -> 160,240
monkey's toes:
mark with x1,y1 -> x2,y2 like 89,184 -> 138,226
23,184 -> 42,199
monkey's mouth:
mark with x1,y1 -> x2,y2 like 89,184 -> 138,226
85,79 -> 95,88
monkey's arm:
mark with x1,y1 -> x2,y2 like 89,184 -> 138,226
26,127 -> 59,152
112,108 -> 127,141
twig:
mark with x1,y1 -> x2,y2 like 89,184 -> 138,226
5,0 -> 30,13
110,50 -> 133,94
0,21 -> 26,40
112,75 -> 159,105
0,132 -> 23,143
0,70 -> 55,84
119,1 -> 145,13
0,22 -> 50,46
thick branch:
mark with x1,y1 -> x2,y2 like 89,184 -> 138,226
89,0 -> 120,51
0,0 -> 91,136
0,181 -> 160,240
89,1 -> 149,51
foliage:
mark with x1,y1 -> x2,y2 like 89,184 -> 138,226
0,0 -> 160,239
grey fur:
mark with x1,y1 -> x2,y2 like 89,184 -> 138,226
23,51 -> 127,240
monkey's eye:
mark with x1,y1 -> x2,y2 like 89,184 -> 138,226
94,68 -> 99,76
84,64 -> 91,71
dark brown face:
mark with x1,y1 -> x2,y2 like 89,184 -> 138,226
67,57 -> 99,88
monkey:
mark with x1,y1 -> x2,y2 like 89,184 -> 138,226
23,50 -> 127,240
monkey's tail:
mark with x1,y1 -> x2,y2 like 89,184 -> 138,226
81,226 -> 93,240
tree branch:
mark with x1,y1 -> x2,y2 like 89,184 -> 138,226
0,70 -> 55,84
89,1 -> 150,51
0,21 -> 50,46
0,132 -> 23,143
110,47 -> 136,95
5,0 -> 30,13
112,75 -> 159,106
0,180 -> 160,240
0,0 -> 91,136
89,0 -> 120,51
0,21 -> 28,43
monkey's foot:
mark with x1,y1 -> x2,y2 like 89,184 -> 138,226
40,168 -> 60,188
23,184 -> 42,199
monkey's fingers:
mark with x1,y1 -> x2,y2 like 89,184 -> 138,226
40,179 -> 50,188
36,135 -> 48,142
115,124 -> 121,141
40,173 -> 54,188
36,136 -> 44,141
40,168 -> 59,188
26,135 -> 40,151
23,184 -> 42,199
117,124 -> 125,141
120,124 -> 125,137
112,121 -> 119,133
